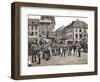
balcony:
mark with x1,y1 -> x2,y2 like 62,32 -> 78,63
39,19 -> 51,23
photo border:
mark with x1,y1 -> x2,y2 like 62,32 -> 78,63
11,2 -> 98,80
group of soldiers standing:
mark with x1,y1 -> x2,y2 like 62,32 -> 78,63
30,38 -> 82,65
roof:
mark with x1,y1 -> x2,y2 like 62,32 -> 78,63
73,19 -> 88,28
55,25 -> 65,32
65,21 -> 75,29
64,19 -> 87,29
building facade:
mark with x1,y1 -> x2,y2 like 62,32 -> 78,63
39,16 -> 55,38
28,19 -> 40,42
55,19 -> 88,45
55,25 -> 65,40
28,16 -> 55,42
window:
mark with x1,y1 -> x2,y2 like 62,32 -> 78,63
42,31 -> 45,35
29,32 -> 34,36
80,34 -> 82,39
75,34 -> 78,39
32,26 -> 34,30
79,29 -> 82,32
35,32 -> 38,35
75,41 -> 77,43
35,26 -> 37,30
31,32 -> 34,35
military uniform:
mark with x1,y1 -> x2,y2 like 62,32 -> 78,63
42,43 -> 51,60
31,43 -> 41,64
68,45 -> 72,56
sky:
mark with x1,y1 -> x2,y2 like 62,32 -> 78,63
28,15 -> 88,31
54,16 -> 88,30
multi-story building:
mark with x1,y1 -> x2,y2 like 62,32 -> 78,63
28,16 -> 55,42
55,19 -> 88,45
28,19 -> 39,42
55,25 -> 65,40
39,16 -> 55,39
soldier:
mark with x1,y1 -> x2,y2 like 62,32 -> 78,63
42,42 -> 51,60
77,43 -> 81,57
60,42 -> 66,57
62,45 -> 66,57
41,44 -> 45,59
58,45 -> 61,56
55,44 -> 60,56
73,43 -> 77,55
68,44 -> 72,56
51,42 -> 56,56
31,40 -> 41,64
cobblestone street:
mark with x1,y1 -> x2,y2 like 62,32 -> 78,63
28,52 -> 87,66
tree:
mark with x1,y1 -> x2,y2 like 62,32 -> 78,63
81,29 -> 88,52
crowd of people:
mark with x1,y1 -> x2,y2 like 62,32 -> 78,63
29,38 -> 82,65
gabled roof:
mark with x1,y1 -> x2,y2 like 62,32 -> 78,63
64,21 -> 75,29
55,25 -> 65,32
73,19 -> 87,28
64,19 -> 88,29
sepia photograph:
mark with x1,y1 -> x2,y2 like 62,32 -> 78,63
11,2 -> 97,79
28,15 -> 88,66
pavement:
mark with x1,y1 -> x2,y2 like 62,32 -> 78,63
28,52 -> 87,66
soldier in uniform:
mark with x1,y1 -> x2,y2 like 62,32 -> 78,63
62,45 -> 66,57
73,43 -> 77,55
31,40 -> 41,64
42,42 -> 51,60
51,42 -> 56,56
77,43 -> 81,57
60,42 -> 66,57
58,45 -> 61,56
68,44 -> 72,56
